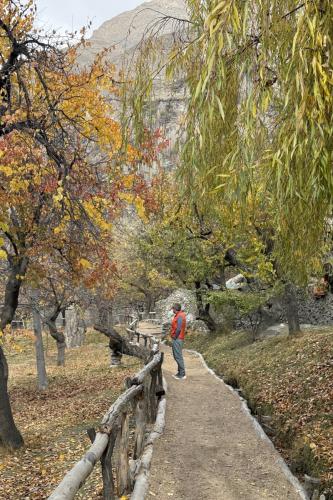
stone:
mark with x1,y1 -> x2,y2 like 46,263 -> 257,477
226,274 -> 246,290
155,288 -> 198,325
156,289 -> 210,334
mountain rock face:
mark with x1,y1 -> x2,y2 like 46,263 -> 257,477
79,0 -> 187,67
80,0 -> 189,171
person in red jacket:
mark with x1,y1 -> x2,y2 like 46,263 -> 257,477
170,303 -> 187,380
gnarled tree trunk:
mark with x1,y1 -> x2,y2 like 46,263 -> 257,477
144,291 -> 153,317
94,324 -> 150,364
0,257 -> 28,449
194,281 -> 216,332
46,309 -> 66,366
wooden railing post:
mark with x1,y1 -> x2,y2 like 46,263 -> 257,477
48,335 -> 163,500
116,412 -> 131,497
149,370 -> 158,423
134,395 -> 147,459
156,353 -> 165,399
87,424 -> 119,500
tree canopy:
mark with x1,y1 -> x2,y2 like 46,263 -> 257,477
124,0 -> 333,283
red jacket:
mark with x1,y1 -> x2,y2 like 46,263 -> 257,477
171,311 -> 186,340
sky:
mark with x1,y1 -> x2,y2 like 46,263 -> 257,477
36,0 -> 144,34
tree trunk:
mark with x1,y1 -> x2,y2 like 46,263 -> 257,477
32,307 -> 48,390
144,292 -> 153,317
0,346 -> 24,449
284,283 -> 301,335
194,281 -> 216,331
94,324 -> 150,362
64,307 -> 86,348
46,314 -> 66,366
0,257 -> 28,449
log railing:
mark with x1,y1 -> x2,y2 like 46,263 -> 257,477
126,326 -> 158,350
49,340 -> 164,500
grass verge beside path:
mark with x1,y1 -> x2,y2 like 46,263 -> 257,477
0,330 -> 141,500
186,328 -> 333,498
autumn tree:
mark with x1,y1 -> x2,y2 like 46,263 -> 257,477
111,203 -> 175,315
114,172 -> 275,331
0,0 -> 138,449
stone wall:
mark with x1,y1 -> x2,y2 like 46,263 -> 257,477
156,287 -> 333,336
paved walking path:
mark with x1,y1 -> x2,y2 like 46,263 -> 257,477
146,347 -> 306,500
136,321 -> 163,336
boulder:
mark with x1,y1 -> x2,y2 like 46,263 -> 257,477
156,289 -> 210,334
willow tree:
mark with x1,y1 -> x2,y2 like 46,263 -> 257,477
123,0 -> 333,332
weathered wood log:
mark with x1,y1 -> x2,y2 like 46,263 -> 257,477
94,324 -> 149,362
133,395 -> 146,460
101,385 -> 143,432
130,445 -> 153,500
131,397 -> 167,500
49,386 -> 142,500
145,397 -> 167,446
130,353 -> 162,386
48,432 -> 109,500
117,412 -> 131,496
149,371 -> 158,423
86,428 -> 96,444
156,353 -> 165,399
101,425 -> 119,500
87,426 -> 119,500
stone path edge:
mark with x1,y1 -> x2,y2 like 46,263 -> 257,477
184,349 -> 308,500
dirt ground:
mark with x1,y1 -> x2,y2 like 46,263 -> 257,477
147,347 -> 306,500
0,331 -> 141,499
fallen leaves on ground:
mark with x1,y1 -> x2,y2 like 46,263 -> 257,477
0,330 -> 141,499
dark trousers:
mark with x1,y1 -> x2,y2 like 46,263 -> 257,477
172,338 -> 185,376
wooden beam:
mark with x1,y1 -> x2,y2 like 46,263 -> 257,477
130,353 -> 162,386
94,324 -> 149,362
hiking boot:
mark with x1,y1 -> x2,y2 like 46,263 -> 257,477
172,374 -> 187,380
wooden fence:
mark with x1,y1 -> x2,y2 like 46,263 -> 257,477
49,322 -> 164,500
126,325 -> 158,350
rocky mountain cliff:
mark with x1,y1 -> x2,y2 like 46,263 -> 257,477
79,0 -> 187,67
79,0 -> 188,171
